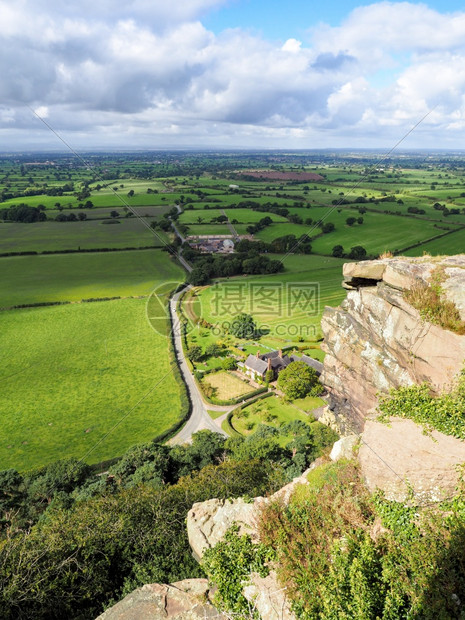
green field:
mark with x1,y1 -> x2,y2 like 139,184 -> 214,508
0,249 -> 184,307
253,208 -> 457,255
0,298 -> 183,471
403,228 -> 465,257
0,218 -> 170,253
192,254 -> 346,349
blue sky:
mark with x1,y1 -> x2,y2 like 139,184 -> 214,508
204,0 -> 465,38
1,0 -> 465,149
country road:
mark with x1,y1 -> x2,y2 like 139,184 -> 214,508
168,286 -> 229,444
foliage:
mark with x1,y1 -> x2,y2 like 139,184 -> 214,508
187,345 -> 203,361
0,458 -> 284,620
377,373 -> 465,439
258,460 -> 465,619
348,245 -> 367,259
222,357 -> 237,370
230,313 -> 257,339
277,361 -> 321,400
405,276 -> 465,335
202,525 -> 275,618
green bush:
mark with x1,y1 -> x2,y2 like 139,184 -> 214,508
377,373 -> 465,439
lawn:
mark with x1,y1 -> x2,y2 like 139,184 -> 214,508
203,371 -> 253,400
0,249 -> 185,307
0,298 -> 184,471
0,218 -> 170,253
230,394 -> 323,437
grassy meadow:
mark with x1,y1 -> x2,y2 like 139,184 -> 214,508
0,218 -> 170,253
0,249 -> 184,307
0,298 -> 184,471
190,254 -> 346,351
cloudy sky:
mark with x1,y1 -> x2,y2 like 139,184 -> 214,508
2,0 -> 465,150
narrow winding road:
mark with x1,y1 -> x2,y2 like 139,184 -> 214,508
168,286 -> 229,444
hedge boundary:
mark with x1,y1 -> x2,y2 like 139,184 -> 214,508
222,392 -> 274,436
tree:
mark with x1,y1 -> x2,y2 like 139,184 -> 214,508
277,361 -> 321,400
321,222 -> 335,233
332,245 -> 344,258
222,358 -> 237,370
127,189 -> 134,197
348,245 -> 367,260
205,343 -> 222,358
188,266 -> 210,286
230,313 -> 256,339
265,369 -> 274,383
187,346 -> 203,362
357,217 -> 364,225
346,217 -> 356,226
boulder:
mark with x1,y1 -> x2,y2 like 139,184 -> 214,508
359,417 -> 465,503
243,570 -> 295,620
187,497 -> 259,562
95,579 -> 225,620
343,260 -> 387,281
186,465 -> 324,562
329,435 -> 358,461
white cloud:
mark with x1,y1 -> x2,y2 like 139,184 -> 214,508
1,1 -> 465,148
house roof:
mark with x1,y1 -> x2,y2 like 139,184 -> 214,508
290,354 -> 323,375
244,354 -> 268,374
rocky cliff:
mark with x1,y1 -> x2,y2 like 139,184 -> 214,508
321,254 -> 465,432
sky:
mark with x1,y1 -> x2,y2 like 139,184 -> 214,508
2,0 -> 465,150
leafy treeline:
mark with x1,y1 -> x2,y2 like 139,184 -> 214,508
185,246 -> 285,285
0,423 -> 336,619
0,204 -> 46,223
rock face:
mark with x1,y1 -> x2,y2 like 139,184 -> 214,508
96,579 -> 225,620
321,255 -> 465,431
359,417 -> 465,503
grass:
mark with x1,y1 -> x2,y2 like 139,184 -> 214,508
0,298 -> 184,471
193,254 -> 346,349
230,394 -> 321,437
403,228 -> 465,256
203,371 -> 253,401
253,208 -> 457,256
405,277 -> 465,334
0,249 -> 185,307
0,218 -> 170,253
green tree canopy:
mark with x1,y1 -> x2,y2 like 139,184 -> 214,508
230,313 -> 256,339
277,361 -> 321,400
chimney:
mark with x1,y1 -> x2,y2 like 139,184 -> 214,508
267,358 -> 272,370
256,350 -> 260,358
278,349 -> 283,358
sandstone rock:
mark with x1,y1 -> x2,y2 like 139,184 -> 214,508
321,256 -> 465,430
359,417 -> 465,503
343,260 -> 387,281
187,497 -> 259,562
96,579 -> 224,620
329,435 -> 358,461
382,260 -> 432,290
243,571 -> 296,620
443,267 -> 465,320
